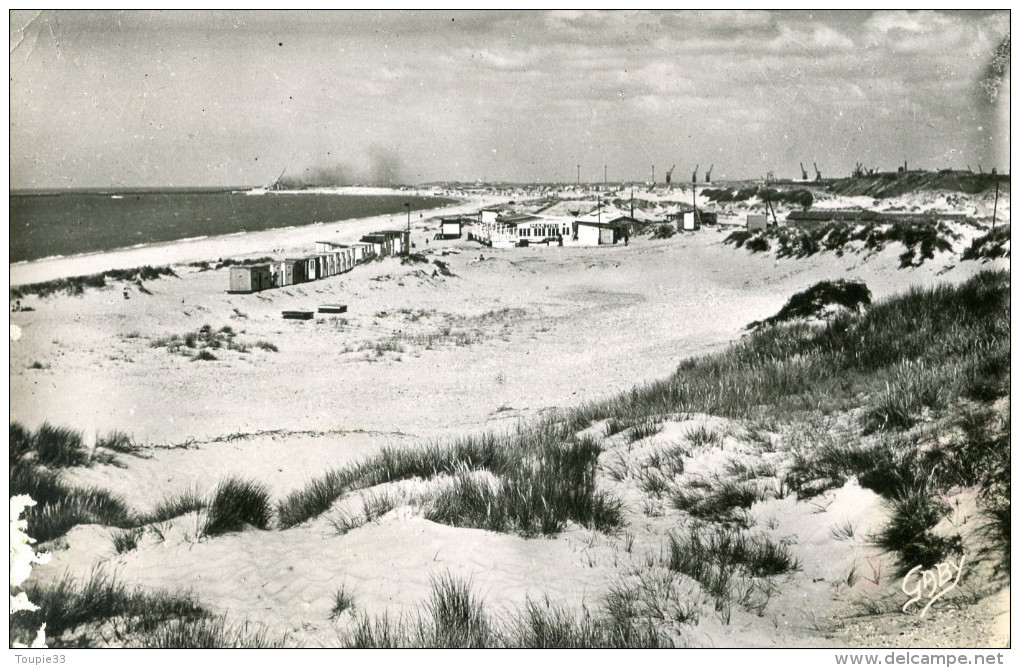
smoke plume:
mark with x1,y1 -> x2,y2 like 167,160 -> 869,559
278,145 -> 405,188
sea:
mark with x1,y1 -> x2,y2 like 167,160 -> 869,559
8,188 -> 457,264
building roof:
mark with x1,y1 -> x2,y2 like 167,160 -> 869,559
497,213 -> 543,224
574,219 -> 630,230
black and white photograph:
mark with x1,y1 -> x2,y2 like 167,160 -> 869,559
8,9 -> 1011,656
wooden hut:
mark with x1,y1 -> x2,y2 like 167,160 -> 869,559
284,258 -> 306,284
228,265 -> 272,293
747,214 -> 768,231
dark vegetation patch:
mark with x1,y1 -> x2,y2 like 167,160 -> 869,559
10,422 -> 141,542
961,225 -> 1010,262
432,259 -> 456,276
10,265 -> 177,300
150,324 -> 278,360
671,477 -> 773,525
400,253 -> 429,265
666,527 -> 798,617
748,279 -> 871,329
724,220 -> 960,267
10,569 -> 285,648
650,223 -> 676,239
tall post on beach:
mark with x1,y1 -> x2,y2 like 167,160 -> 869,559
692,169 -> 697,223
992,178 -> 999,229
404,202 -> 410,256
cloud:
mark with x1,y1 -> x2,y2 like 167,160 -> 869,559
8,9 -> 1012,186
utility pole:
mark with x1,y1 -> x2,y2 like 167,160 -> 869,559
404,202 -> 410,256
576,164 -> 580,186
692,169 -> 697,224
992,178 -> 1000,229
604,164 -> 607,187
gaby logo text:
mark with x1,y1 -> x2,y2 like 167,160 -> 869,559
901,555 -> 965,617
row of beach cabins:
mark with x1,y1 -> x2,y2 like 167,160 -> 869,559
227,207 -> 788,293
227,229 -> 408,293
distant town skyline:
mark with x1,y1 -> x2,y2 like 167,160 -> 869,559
9,9 -> 1011,188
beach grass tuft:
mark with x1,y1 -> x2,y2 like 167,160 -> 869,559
202,476 -> 272,536
140,487 -> 208,525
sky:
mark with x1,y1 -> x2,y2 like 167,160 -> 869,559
8,9 -> 1011,188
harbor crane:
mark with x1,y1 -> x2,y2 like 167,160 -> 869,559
814,162 -> 822,181
705,164 -> 713,183
800,162 -> 809,180
691,164 -> 699,183
665,164 -> 676,185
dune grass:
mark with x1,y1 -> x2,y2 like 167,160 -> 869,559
872,484 -> 963,576
274,270 -> 1006,577
341,574 -> 673,648
420,572 -> 491,648
9,265 -> 177,300
11,569 -> 206,647
666,526 -> 799,615
202,476 -> 272,536
330,585 -> 357,620
626,419 -> 663,443
961,224 -> 1010,261
140,487 -> 208,525
424,436 -> 622,537
724,219 -> 960,267
671,477 -> 773,525
136,616 -> 287,648
10,453 -> 135,542
278,423 -> 623,537
22,488 -> 136,543
151,324 -> 277,359
9,422 -> 149,541
11,568 -> 287,648
21,422 -> 93,468
112,527 -> 145,554
563,270 -> 1007,428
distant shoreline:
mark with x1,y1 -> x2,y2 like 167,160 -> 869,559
8,193 -> 498,288
10,188 -> 457,264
